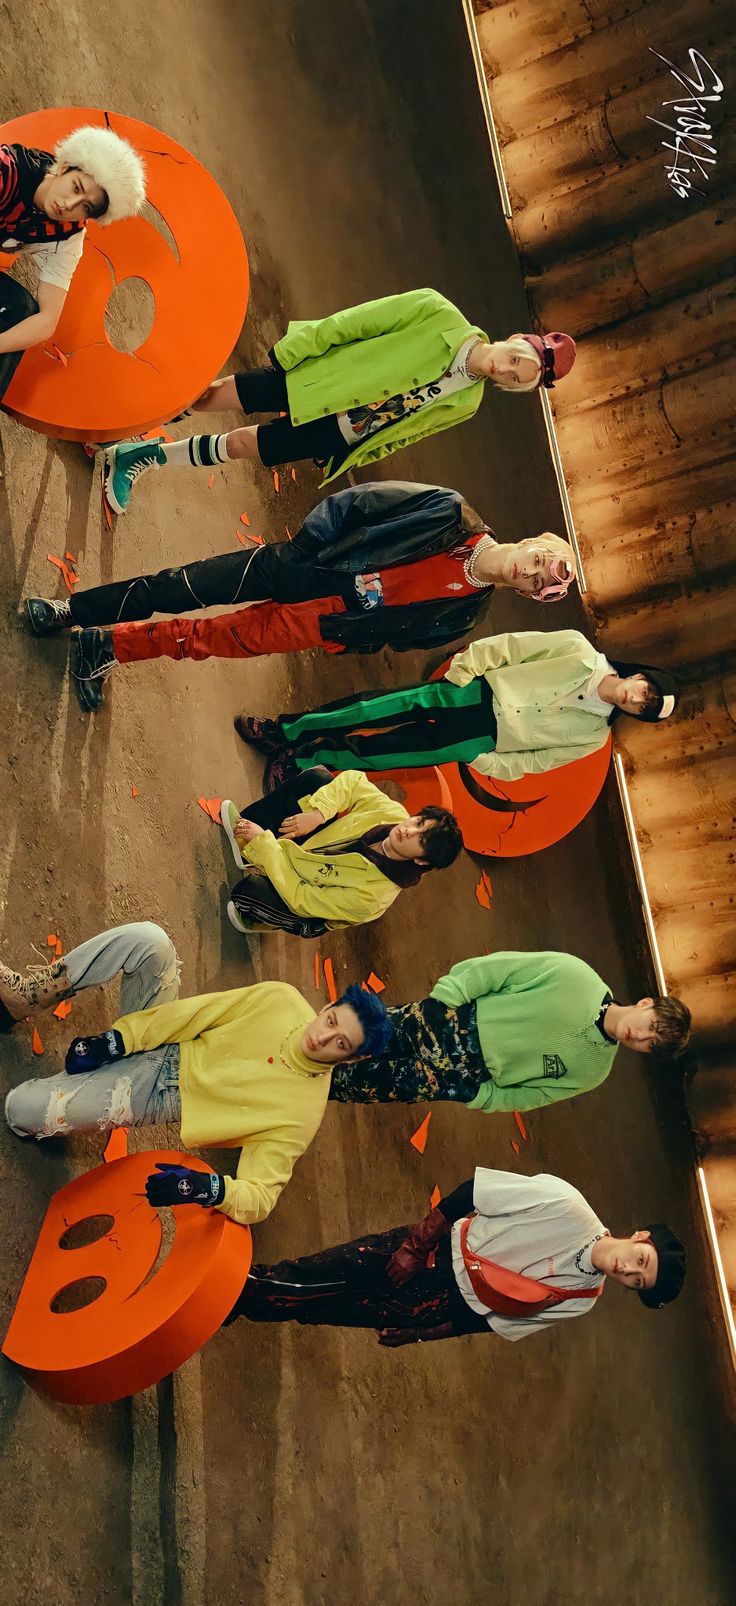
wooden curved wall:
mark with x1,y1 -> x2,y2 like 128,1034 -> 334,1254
472,0 -> 736,1291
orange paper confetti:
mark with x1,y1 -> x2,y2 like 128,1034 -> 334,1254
514,1111 -> 528,1141
46,934 -> 57,948
366,971 -> 385,994
31,1027 -> 44,1056
245,531 -> 265,546
53,999 -> 73,1020
55,939 -> 63,958
208,473 -> 215,489
430,1185 -> 441,1209
291,468 -> 296,481
511,1140 -> 520,1155
236,529 -> 249,546
313,952 -> 320,990
104,1128 -> 128,1162
64,551 -> 76,563
323,957 -> 337,1004
47,553 -> 80,593
102,489 -> 113,530
475,870 -> 493,910
240,512 -> 251,526
197,796 -> 223,824
285,526 -> 293,541
409,1111 -> 431,1154
131,786 -> 139,797
272,470 -> 280,494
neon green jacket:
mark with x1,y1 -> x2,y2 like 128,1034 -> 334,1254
239,771 -> 409,929
273,287 -> 487,484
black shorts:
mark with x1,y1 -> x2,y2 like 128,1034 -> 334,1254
233,362 -> 348,470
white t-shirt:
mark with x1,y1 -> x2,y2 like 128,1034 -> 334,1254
337,335 -> 481,446
559,650 -> 613,717
450,1167 -> 606,1342
4,230 -> 85,293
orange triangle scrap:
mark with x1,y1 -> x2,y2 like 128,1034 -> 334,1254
409,1111 -> 431,1154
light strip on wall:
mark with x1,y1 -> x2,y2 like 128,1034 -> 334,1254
461,0 -> 512,219
696,1166 -> 736,1372
461,0 -> 587,592
538,392 -> 588,594
612,754 -> 668,995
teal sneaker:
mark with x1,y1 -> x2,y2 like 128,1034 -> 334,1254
103,438 -> 166,514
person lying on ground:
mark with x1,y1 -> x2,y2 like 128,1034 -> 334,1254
217,765 -> 463,938
223,1165 -> 686,1345
0,126 -> 145,397
5,947 -> 392,1229
234,627 -> 681,790
24,479 -> 575,711
326,948 -> 691,1110
98,287 -> 576,514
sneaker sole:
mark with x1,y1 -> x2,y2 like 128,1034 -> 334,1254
102,453 -> 127,516
226,899 -> 250,935
220,799 -> 245,868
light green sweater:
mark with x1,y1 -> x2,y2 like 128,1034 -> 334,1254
431,951 -> 617,1113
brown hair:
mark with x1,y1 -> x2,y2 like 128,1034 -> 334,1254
649,996 -> 692,1060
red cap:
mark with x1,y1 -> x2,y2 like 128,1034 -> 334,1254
514,331 -> 577,388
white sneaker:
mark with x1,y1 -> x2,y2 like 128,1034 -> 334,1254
226,899 -> 250,935
220,799 -> 245,867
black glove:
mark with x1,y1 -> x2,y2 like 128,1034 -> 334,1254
145,1163 -> 225,1209
65,1029 -> 126,1075
378,1322 -> 456,1347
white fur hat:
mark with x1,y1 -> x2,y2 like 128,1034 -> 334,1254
53,125 -> 146,225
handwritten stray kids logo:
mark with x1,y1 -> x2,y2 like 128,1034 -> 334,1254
647,47 -> 724,200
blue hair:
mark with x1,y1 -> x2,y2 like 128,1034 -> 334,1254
339,984 -> 393,1059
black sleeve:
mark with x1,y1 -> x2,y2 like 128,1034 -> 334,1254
438,1178 -> 475,1223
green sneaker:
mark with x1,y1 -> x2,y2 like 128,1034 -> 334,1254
220,799 -> 245,868
103,438 -> 166,515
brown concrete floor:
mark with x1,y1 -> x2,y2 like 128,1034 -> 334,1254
0,3 -> 734,1604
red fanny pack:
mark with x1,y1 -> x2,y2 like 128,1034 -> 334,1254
460,1215 -> 603,1319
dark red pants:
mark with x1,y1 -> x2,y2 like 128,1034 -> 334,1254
112,596 -> 346,664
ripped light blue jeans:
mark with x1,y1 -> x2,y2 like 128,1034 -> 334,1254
5,922 -> 183,1141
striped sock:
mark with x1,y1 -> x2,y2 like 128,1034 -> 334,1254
160,434 -> 230,468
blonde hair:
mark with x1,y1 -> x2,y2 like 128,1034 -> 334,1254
493,337 -> 542,394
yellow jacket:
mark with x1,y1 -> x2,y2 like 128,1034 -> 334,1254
113,982 -> 331,1227
240,770 -> 409,929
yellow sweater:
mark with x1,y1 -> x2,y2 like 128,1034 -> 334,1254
240,770 -> 409,929
113,982 -> 331,1228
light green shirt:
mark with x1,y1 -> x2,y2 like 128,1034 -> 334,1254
444,627 -> 614,781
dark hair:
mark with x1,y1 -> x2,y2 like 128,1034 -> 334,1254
638,1223 -> 687,1309
64,164 -> 109,220
416,806 -> 464,869
607,659 -> 679,724
339,984 -> 393,1059
648,996 -> 692,1061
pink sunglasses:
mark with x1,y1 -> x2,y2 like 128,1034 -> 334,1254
532,557 -> 575,603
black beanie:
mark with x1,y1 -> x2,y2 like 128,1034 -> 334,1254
638,1223 -> 687,1309
607,660 -> 680,724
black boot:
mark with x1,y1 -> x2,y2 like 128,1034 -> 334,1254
71,628 -> 116,712
26,596 -> 74,635
233,712 -> 284,753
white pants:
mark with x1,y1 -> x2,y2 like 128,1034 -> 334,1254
5,922 -> 181,1140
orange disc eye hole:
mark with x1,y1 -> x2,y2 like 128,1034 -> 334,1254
0,108 -> 249,442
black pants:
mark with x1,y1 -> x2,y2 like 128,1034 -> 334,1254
69,538 -> 349,628
226,1230 -> 487,1337
0,277 -> 39,401
231,767 -> 335,937
234,363 -> 347,471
